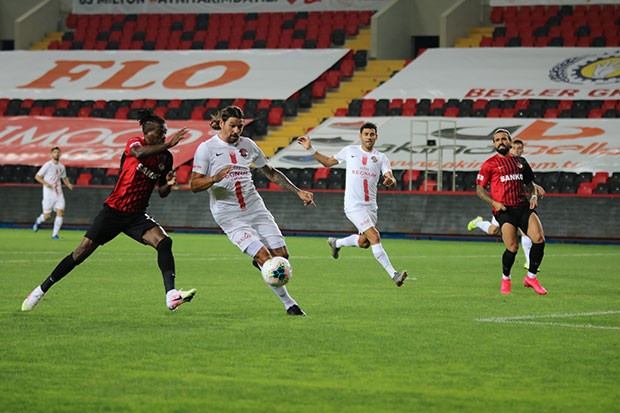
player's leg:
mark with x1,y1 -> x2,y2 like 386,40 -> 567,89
248,242 -> 305,316
21,236 -> 99,311
342,206 -> 408,287
327,209 -> 373,258
51,199 -> 65,239
489,216 -> 501,236
468,216 -> 499,235
33,197 -> 53,232
522,211 -> 547,295
225,211 -> 305,316
259,220 -> 306,316
520,233 -> 533,269
327,234 -> 361,259
138,215 -> 195,310
498,211 -> 520,294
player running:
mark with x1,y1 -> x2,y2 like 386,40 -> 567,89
297,121 -> 408,287
32,146 -> 74,239
475,128 -> 547,295
21,109 -> 196,312
468,138 -> 546,272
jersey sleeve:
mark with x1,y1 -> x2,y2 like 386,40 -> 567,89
249,139 -> 269,168
380,153 -> 392,175
126,137 -> 142,156
36,162 -> 48,177
476,159 -> 492,187
192,143 -> 210,176
333,147 -> 348,164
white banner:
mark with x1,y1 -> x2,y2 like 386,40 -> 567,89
268,117 -> 620,174
0,116 -> 232,169
0,49 -> 348,101
72,0 -> 389,15
366,48 -> 620,101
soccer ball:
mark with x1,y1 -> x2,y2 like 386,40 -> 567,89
261,257 -> 292,287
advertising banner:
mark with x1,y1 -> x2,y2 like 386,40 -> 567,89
366,48 -> 620,101
0,49 -> 349,101
268,117 -> 620,174
0,116 -> 227,169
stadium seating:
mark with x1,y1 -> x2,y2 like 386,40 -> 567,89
3,7 -> 618,195
485,4 -> 620,47
52,11 -> 372,51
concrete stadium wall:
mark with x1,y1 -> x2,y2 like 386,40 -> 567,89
2,185 -> 618,241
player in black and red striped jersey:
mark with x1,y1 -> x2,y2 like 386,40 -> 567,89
22,109 -> 197,312
475,128 -> 547,295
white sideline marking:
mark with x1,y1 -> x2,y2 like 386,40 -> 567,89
476,311 -> 620,330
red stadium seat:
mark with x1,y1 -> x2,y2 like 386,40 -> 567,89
268,107 -> 284,126
444,108 -> 459,117
592,172 -> 609,185
314,167 -> 330,182
420,179 -> 436,192
175,164 -> 192,184
577,182 -> 596,195
311,81 -> 327,99
76,173 -> 92,185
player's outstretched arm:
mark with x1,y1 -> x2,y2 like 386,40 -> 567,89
132,128 -> 189,159
260,165 -> 315,207
296,136 -> 338,167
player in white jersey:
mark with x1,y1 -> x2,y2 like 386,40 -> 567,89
191,106 -> 315,316
33,147 -> 74,239
297,122 -> 408,287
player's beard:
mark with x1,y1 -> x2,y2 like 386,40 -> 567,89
495,145 -> 510,156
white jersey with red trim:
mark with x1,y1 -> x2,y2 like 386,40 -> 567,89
37,160 -> 67,198
192,135 -> 269,217
333,145 -> 392,211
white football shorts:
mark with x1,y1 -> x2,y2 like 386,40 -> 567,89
42,193 -> 65,214
345,207 -> 377,234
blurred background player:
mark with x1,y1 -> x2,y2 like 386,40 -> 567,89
33,146 -> 74,239
190,106 -> 314,316
297,122 -> 408,287
468,139 -> 545,271
22,109 -> 196,312
475,129 -> 547,295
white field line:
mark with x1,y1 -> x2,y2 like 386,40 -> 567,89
476,311 -> 620,330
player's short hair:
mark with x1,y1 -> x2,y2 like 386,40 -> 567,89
512,139 -> 524,146
210,106 -> 244,130
492,128 -> 512,140
360,122 -> 377,134
137,108 -> 166,133
51,146 -> 60,152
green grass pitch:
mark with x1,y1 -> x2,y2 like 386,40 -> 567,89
1,228 -> 619,412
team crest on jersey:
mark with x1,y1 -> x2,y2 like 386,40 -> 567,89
371,156 -> 378,163
239,148 -> 249,158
